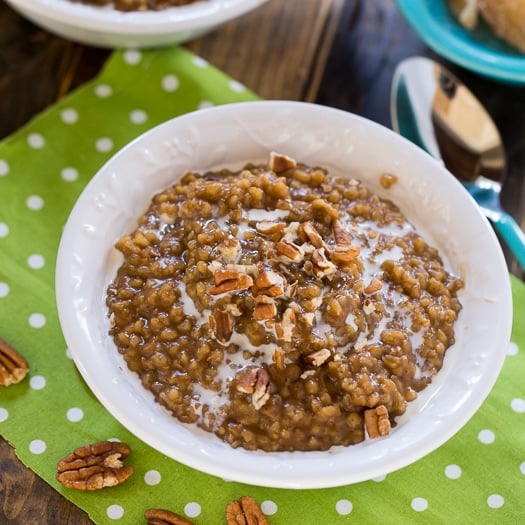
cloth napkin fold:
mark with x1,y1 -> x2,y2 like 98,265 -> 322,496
0,47 -> 524,525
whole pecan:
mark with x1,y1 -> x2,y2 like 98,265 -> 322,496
56,440 -> 134,490
226,496 -> 270,525
144,508 -> 195,525
0,337 -> 29,386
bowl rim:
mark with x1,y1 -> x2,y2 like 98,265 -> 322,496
396,0 -> 525,84
55,100 -> 513,488
5,0 -> 267,34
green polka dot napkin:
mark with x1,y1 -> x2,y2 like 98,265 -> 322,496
0,46 -> 524,524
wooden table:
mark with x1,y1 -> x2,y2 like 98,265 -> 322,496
1,0 -> 524,522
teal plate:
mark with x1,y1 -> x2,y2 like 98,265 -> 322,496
396,0 -> 525,84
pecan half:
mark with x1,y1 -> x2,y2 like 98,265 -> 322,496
364,405 -> 391,438
56,441 -> 134,490
209,309 -> 234,342
226,496 -> 270,525
145,508 -> 195,525
0,337 -> 29,386
269,151 -> 296,173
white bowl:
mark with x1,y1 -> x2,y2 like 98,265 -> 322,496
56,101 -> 512,489
5,0 -> 267,48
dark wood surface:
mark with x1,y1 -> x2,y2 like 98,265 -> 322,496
1,0 -> 524,523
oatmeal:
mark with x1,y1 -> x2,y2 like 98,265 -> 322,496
70,0 -> 204,13
106,152 -> 463,452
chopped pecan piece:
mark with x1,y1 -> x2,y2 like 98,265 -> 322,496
217,238 -> 241,263
329,244 -> 360,267
254,268 -> 286,297
208,270 -> 253,295
269,151 -> 296,173
56,441 -> 134,490
0,337 -> 29,386
254,296 -> 278,321
209,309 -> 234,342
305,348 -> 331,367
311,247 -> 337,278
363,298 -> 375,315
255,221 -> 286,236
364,278 -> 383,294
226,496 -> 270,525
332,220 -> 353,245
272,347 -> 285,369
300,222 -> 325,248
145,508 -> 195,525
274,239 -> 304,263
275,307 -> 297,343
235,367 -> 270,410
364,405 -> 391,438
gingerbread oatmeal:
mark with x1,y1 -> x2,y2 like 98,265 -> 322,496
106,152 -> 463,452
70,0 -> 203,13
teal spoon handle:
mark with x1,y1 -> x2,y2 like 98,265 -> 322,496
492,211 -> 525,271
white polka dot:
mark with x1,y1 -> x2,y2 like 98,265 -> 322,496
95,84 -> 113,98
487,494 -> 504,509
478,429 -> 495,444
130,109 -> 147,124
0,408 -> 8,422
0,159 -> 8,176
29,439 -> 46,454
60,108 -> 78,124
61,167 -> 79,182
124,50 -> 142,65
27,133 -> 45,149
27,254 -> 45,269
26,195 -> 44,210
335,499 -> 352,515
229,80 -> 246,93
411,497 -> 428,512
67,407 -> 84,422
198,100 -> 214,110
144,470 -> 161,485
0,282 -> 9,297
445,464 -> 462,479
192,56 -> 208,68
0,223 -> 9,238
65,348 -> 73,359
507,342 -> 518,356
261,500 -> 277,516
29,313 -> 46,328
96,137 -> 113,153
161,74 -> 179,92
30,376 -> 46,390
184,502 -> 201,518
511,398 -> 525,413
372,474 -> 387,482
107,504 -> 124,519
520,461 -> 525,475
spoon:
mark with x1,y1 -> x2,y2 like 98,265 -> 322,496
390,56 -> 525,271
